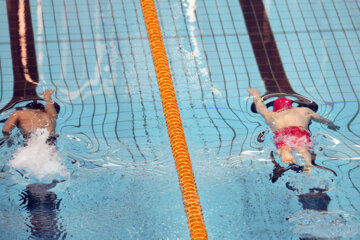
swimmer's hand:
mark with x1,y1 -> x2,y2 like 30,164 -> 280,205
327,121 -> 340,131
1,131 -> 10,139
41,89 -> 55,103
247,88 -> 261,97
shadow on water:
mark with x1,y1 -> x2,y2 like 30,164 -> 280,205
297,189 -> 331,240
269,150 -> 337,184
20,180 -> 67,240
268,151 -> 360,239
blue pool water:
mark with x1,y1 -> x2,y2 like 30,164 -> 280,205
0,0 -> 359,239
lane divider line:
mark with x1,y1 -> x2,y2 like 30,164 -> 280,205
140,0 -> 208,239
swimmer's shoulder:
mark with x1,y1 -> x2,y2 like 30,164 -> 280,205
12,109 -> 31,114
294,107 -> 314,112
293,107 -> 316,116
10,109 -> 39,120
8,110 -> 24,118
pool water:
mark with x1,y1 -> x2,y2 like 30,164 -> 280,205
0,0 -> 359,239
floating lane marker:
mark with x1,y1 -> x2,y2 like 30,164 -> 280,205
140,0 -> 207,239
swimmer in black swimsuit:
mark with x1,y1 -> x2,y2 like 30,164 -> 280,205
2,89 -> 60,144
22,132 -> 58,146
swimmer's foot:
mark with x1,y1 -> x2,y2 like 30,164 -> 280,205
281,151 -> 296,164
304,166 -> 311,172
303,165 -> 312,176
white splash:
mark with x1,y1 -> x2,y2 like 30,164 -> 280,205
211,87 -> 222,97
59,4 -> 116,102
182,0 -> 209,79
9,129 -> 69,181
184,0 -> 197,23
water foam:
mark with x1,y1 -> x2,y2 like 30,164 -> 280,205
288,209 -> 360,239
9,129 -> 69,181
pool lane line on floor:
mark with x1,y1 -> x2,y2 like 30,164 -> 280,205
1,0 -> 42,114
140,0 -> 208,239
240,0 -> 294,94
239,0 -> 318,112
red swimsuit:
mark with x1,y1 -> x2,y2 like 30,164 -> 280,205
273,126 -> 313,149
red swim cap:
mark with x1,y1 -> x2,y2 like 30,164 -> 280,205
273,98 -> 292,112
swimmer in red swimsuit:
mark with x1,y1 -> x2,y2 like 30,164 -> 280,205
248,88 -> 340,170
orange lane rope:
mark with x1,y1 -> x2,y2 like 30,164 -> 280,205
140,0 -> 208,239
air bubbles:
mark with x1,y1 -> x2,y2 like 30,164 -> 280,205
288,209 -> 360,239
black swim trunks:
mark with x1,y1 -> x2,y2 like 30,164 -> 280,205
46,136 -> 57,146
23,134 -> 57,146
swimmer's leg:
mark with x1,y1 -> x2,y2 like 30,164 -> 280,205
299,150 -> 338,176
294,146 -> 313,171
278,146 -> 296,164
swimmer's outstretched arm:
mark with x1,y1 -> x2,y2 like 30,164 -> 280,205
2,112 -> 18,138
309,110 -> 340,131
41,89 -> 57,120
247,88 -> 272,120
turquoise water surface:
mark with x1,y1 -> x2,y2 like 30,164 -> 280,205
0,0 -> 359,239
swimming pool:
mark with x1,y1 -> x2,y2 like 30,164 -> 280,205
0,0 -> 359,239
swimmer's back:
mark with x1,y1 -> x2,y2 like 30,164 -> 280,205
6,110 -> 56,135
266,107 -> 313,131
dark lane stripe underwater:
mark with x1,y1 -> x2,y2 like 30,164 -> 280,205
239,0 -> 318,113
2,0 -> 41,113
239,0 -> 294,94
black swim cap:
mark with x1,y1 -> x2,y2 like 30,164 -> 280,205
24,100 -> 60,114
25,101 -> 45,111
54,102 -> 60,114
